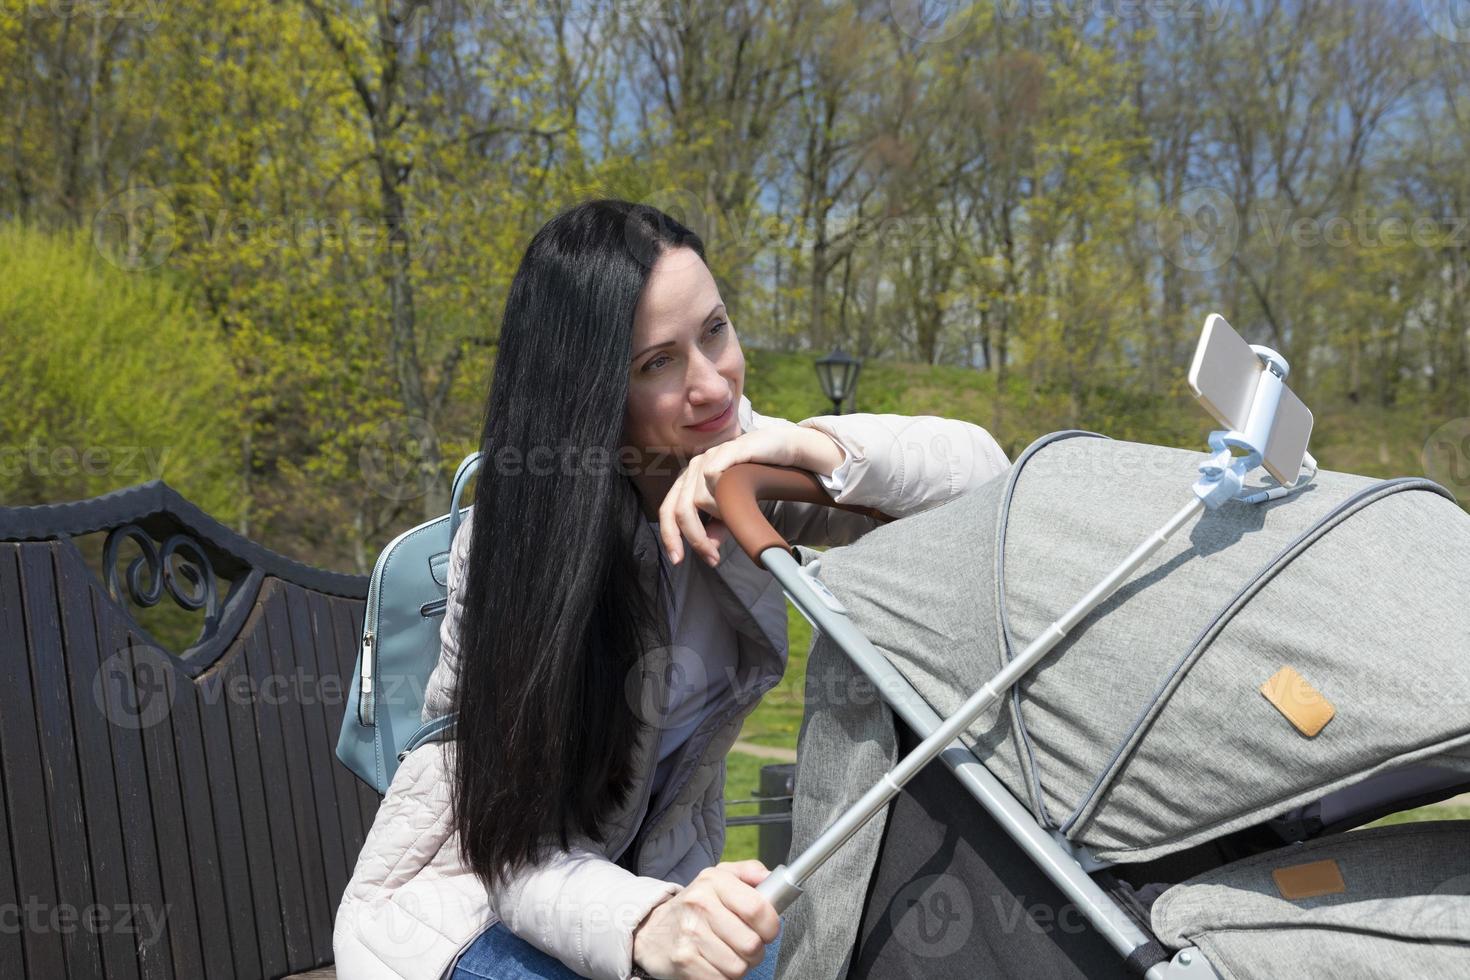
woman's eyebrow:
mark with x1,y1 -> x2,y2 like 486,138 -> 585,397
630,304 -> 726,361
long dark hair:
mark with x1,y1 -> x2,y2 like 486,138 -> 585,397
450,199 -> 706,893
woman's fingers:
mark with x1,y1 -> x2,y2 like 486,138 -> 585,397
657,469 -> 688,563
674,459 -> 719,565
658,442 -> 756,567
709,864 -> 780,945
686,903 -> 762,978
686,951 -> 743,980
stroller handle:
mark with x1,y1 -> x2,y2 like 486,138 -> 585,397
713,462 -> 894,563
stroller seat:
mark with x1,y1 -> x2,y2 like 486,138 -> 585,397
1151,821 -> 1470,978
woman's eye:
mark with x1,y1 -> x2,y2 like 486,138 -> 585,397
641,323 -> 724,373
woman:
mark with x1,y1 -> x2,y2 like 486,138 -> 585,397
332,199 -> 1011,980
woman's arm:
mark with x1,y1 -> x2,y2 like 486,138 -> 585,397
487,841 -> 681,980
745,397 -> 1012,549
337,730 -> 679,980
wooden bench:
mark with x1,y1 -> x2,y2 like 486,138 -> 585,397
0,479 -> 369,979
0,478 -> 800,979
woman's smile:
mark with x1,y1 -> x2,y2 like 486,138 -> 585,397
686,398 -> 735,433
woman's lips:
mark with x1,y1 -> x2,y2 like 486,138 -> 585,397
687,399 -> 734,432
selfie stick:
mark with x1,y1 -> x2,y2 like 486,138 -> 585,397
746,327 -> 1315,914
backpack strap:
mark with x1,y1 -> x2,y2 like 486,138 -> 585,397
449,451 -> 482,543
398,713 -> 458,762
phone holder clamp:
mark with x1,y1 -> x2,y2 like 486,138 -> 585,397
1192,344 -> 1303,510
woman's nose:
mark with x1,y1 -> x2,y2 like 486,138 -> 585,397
687,349 -> 728,402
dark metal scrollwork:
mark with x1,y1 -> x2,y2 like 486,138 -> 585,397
102,523 -> 221,648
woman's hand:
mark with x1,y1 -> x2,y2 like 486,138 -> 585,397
658,427 -> 844,566
631,860 -> 781,980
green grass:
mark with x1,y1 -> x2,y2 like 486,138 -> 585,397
1364,802 -> 1470,828
721,750 -> 768,864
721,605 -> 814,863
736,605 -> 815,749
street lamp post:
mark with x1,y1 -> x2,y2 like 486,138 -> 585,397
814,347 -> 862,416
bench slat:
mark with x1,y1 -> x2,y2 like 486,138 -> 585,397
0,544 -> 65,979
286,586 -> 351,921
263,586 -> 336,963
161,625 -> 238,980
223,623 -> 291,978
22,545 -> 107,978
57,548 -> 144,980
92,555 -> 175,980
309,591 -> 367,860
243,606 -> 314,966
196,644 -> 266,979
135,631 -> 209,978
0,739 -> 24,973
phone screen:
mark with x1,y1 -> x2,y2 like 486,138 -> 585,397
1188,314 -> 1261,433
1187,313 -> 1312,485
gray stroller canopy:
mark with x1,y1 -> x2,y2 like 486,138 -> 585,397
810,430 -> 1470,865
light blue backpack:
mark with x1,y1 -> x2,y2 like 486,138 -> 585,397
336,450 -> 482,794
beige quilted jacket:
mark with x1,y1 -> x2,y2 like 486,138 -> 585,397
332,396 -> 1010,980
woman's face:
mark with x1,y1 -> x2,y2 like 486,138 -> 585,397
624,246 -> 745,461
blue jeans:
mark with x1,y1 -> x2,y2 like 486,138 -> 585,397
451,919 -> 784,980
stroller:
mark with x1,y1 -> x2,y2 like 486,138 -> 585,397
714,322 -> 1470,979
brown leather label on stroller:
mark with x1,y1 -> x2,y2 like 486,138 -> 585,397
1260,666 -> 1335,737
1272,858 -> 1346,900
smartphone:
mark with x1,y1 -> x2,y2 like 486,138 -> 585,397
1187,313 -> 1312,485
